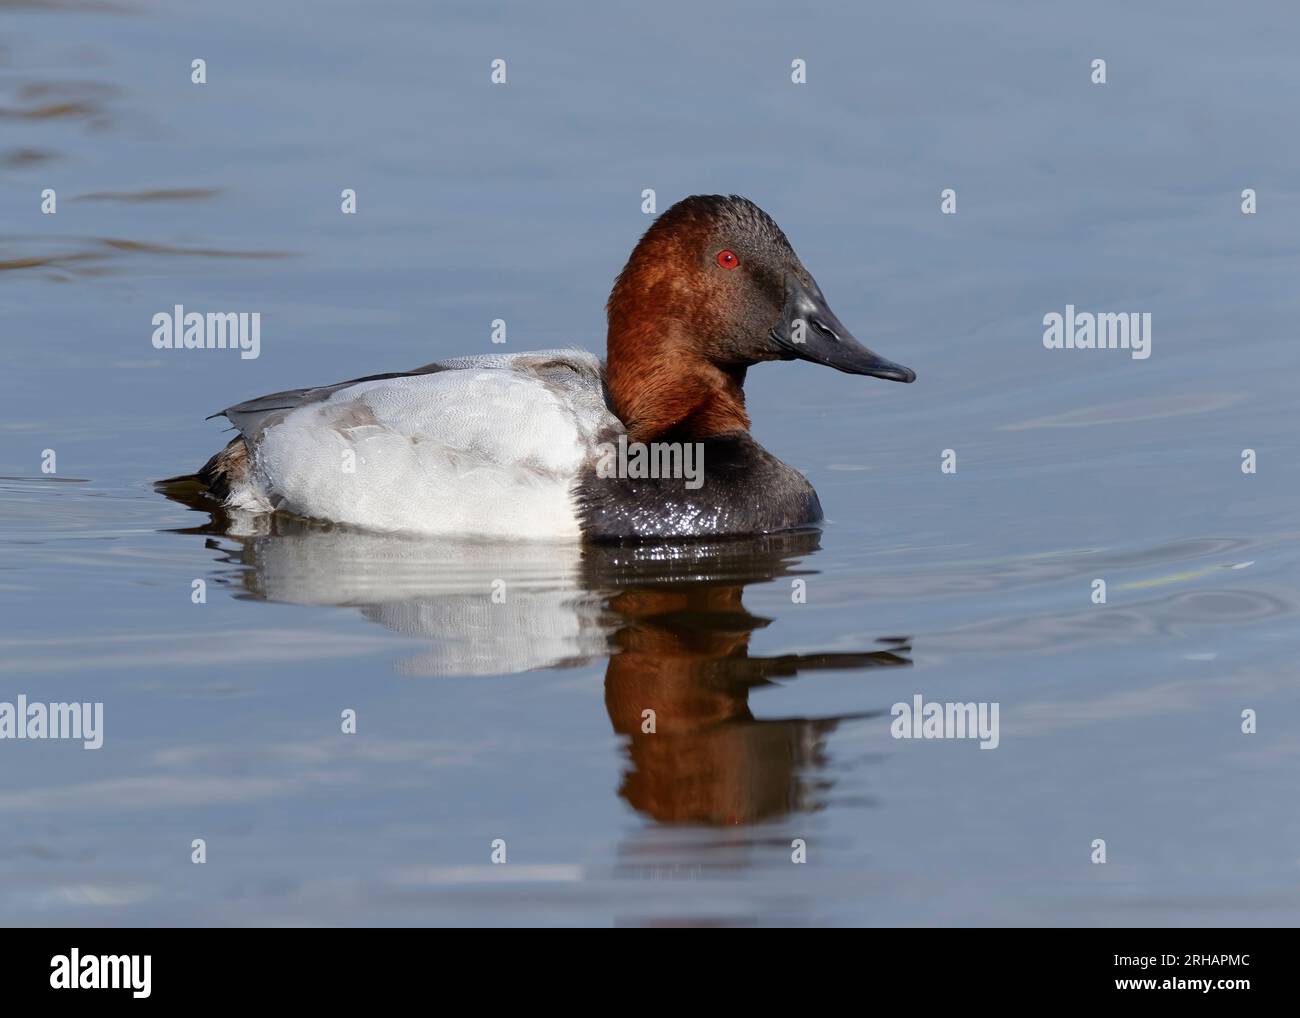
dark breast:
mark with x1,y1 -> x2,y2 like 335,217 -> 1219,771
574,432 -> 823,543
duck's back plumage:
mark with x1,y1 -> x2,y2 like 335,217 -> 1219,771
211,350 -> 621,539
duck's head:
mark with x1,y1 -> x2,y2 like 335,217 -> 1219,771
606,194 -> 914,442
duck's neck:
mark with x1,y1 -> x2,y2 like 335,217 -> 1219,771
606,317 -> 751,443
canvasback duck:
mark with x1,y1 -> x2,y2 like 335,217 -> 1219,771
180,195 -> 914,541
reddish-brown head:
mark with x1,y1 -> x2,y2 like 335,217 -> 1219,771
605,195 -> 914,443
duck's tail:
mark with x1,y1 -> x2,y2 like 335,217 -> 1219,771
154,436 -> 248,505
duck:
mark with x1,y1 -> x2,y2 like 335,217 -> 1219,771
176,195 -> 915,542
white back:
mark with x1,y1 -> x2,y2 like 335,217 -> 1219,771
236,351 -> 620,538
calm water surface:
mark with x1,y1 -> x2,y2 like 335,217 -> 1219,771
2,0 -> 1298,926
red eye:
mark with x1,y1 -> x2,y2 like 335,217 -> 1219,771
716,249 -> 739,269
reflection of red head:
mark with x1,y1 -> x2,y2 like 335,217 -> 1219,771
603,585 -> 909,825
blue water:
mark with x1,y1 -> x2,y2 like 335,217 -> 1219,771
1,0 -> 1298,926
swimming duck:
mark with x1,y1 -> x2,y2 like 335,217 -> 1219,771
181,195 -> 915,541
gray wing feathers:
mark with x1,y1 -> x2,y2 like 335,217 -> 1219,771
212,362 -> 446,439
211,349 -> 608,442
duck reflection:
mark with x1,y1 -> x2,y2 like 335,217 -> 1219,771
160,485 -> 911,825
596,539 -> 909,824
